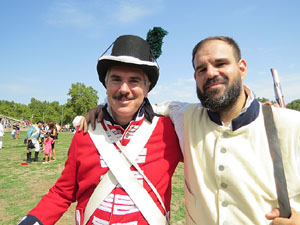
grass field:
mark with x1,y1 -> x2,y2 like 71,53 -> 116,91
0,131 -> 185,224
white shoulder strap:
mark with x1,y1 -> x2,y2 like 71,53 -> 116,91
104,121 -> 170,221
85,117 -> 168,225
83,170 -> 117,225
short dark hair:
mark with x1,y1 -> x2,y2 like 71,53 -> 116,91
192,36 -> 241,69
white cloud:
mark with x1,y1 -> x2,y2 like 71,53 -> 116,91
46,0 -> 164,28
149,77 -> 198,104
0,83 -> 31,94
112,1 -> 156,23
46,0 -> 95,28
247,72 -> 300,104
44,0 -> 164,38
233,5 -> 257,16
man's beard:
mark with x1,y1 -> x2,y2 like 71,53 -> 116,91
197,76 -> 242,112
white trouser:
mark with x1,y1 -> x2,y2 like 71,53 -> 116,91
29,138 -> 40,152
0,137 -> 2,149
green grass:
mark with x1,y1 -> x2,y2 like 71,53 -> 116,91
0,131 -> 185,224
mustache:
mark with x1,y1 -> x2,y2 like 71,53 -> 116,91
112,93 -> 135,101
203,76 -> 228,90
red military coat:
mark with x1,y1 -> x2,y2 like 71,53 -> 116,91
28,116 -> 182,225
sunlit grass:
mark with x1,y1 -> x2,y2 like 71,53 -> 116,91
0,131 -> 185,224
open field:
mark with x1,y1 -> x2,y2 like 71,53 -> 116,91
0,131 -> 185,224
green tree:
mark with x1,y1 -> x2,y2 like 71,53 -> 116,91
28,98 -> 63,123
65,82 -> 98,124
286,99 -> 300,111
257,97 -> 276,104
44,101 -> 62,123
0,100 -> 13,116
0,100 -> 30,120
28,98 -> 45,123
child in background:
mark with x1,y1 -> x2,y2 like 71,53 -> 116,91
15,123 -> 20,139
42,132 -> 54,164
11,128 -> 16,139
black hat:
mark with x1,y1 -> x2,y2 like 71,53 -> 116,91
97,35 -> 159,91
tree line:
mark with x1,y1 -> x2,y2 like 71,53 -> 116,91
0,82 -> 99,126
257,97 -> 300,111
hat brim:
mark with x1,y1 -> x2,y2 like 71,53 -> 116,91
97,55 -> 159,92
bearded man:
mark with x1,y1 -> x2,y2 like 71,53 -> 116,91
164,36 -> 300,224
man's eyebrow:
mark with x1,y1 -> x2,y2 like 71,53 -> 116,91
195,64 -> 205,72
214,58 -> 229,63
108,74 -> 143,80
129,75 -> 143,80
195,58 -> 229,71
109,74 -> 120,79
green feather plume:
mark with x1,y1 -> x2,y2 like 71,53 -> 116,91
146,27 -> 168,59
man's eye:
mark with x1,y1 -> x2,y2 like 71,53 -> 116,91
130,79 -> 139,83
197,68 -> 206,74
216,62 -> 226,67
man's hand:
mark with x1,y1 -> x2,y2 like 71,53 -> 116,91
266,208 -> 300,224
79,105 -> 104,133
263,101 -> 280,107
78,117 -> 88,133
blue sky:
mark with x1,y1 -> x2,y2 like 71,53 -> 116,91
1,0 -> 300,105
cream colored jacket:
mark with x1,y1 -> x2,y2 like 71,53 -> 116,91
183,103 -> 300,225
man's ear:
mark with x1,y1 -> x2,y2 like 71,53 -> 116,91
144,85 -> 150,98
239,59 -> 247,80
194,71 -> 197,80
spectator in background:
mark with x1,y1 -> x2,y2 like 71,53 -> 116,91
0,118 -> 4,149
55,122 -> 60,132
26,121 -> 43,162
15,123 -> 20,140
11,125 -> 16,139
44,122 -> 49,131
48,122 -> 58,161
39,123 -> 48,152
42,132 -> 54,164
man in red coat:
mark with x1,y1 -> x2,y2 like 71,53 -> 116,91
19,35 -> 182,225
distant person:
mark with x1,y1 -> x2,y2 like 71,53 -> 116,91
0,118 -> 4,149
26,121 -> 43,162
39,123 -> 48,152
11,126 -> 16,139
42,132 -> 54,164
55,122 -> 60,132
15,123 -> 20,139
48,122 -> 57,161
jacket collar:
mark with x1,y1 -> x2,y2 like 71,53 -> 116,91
207,86 -> 260,131
102,101 -> 145,129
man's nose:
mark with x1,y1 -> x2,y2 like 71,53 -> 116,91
206,65 -> 218,78
119,82 -> 130,93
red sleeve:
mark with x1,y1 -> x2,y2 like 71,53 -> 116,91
28,133 -> 80,225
